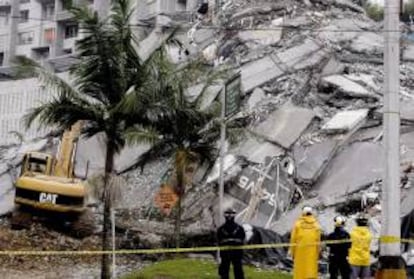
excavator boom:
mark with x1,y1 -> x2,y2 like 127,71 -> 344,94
53,121 -> 83,178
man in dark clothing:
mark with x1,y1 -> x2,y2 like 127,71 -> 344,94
217,208 -> 245,279
327,216 -> 351,279
197,0 -> 208,16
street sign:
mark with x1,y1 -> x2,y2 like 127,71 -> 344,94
154,184 -> 179,216
224,72 -> 241,117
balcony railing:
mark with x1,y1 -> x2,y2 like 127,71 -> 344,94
0,0 -> 11,8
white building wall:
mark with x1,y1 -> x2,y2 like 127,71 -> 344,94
0,72 -> 71,145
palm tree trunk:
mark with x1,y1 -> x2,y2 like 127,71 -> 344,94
101,141 -> 115,279
174,150 -> 186,248
175,196 -> 182,248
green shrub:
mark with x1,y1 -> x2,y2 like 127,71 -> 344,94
365,3 -> 384,21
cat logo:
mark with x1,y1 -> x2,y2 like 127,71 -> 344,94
39,193 -> 58,204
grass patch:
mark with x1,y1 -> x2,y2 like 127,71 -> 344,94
122,258 -> 292,279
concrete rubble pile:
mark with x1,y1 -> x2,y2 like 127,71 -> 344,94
125,0 -> 414,257
2,0 -> 414,269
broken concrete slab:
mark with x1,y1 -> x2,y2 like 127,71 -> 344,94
247,88 -> 266,111
193,28 -> 216,50
185,83 -> 205,103
74,133 -> 151,178
322,109 -> 369,134
403,45 -> 414,62
345,74 -> 380,92
350,32 -> 384,54
321,75 -> 377,98
226,157 -> 295,227
276,39 -> 327,70
401,100 -> 414,122
115,144 -> 152,173
206,154 -> 239,184
0,172 -> 15,216
284,16 -> 312,28
294,140 -> 338,184
202,43 -> 218,62
401,186 -> 414,217
238,29 -> 282,47
351,126 -> 382,143
136,29 -> 175,63
400,132 -> 414,164
185,83 -> 223,111
321,57 -> 345,77
241,55 -> 284,93
230,4 -> 286,22
316,142 -> 383,200
238,19 -> 283,47
236,136 -> 284,164
2,138 -> 48,164
270,198 -> 320,234
318,19 -> 363,43
253,102 -> 315,149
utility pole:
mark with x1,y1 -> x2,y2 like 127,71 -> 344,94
218,86 -> 226,228
375,0 -> 406,278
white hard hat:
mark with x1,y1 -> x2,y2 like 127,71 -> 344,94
302,206 -> 313,215
334,215 -> 346,227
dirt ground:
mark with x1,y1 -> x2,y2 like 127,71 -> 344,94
0,219 -> 145,279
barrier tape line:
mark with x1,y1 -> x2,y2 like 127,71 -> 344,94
0,236 -> 412,256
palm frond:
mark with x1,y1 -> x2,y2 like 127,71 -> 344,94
125,125 -> 161,146
23,95 -> 104,130
13,56 -> 82,102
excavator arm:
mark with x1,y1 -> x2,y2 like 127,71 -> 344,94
53,121 -> 83,178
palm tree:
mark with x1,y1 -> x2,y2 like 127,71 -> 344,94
125,48 -> 243,248
15,0 -> 162,278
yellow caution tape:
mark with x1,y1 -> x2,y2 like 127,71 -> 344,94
0,236 -> 411,256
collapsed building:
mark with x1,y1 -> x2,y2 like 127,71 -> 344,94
1,0 -> 414,272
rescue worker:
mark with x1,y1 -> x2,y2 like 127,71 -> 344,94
197,0 -> 209,17
348,214 -> 372,279
289,205 -> 321,279
217,208 -> 245,279
327,216 -> 351,279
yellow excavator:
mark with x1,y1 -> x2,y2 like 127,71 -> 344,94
12,121 -> 93,236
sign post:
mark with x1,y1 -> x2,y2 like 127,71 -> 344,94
154,184 -> 179,216
218,72 -> 241,226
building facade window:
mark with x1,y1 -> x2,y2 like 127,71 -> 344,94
0,11 -> 9,26
43,3 -> 55,19
65,24 -> 78,39
19,10 -> 29,23
44,28 -> 55,44
18,31 -> 34,45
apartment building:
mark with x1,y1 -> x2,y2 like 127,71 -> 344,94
0,0 -> 202,144
0,0 -> 199,70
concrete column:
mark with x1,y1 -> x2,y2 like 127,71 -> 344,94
5,0 -> 19,66
376,0 -> 406,277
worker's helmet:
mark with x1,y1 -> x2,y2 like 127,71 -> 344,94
302,205 -> 313,216
334,215 -> 346,227
356,213 -> 369,226
224,208 -> 236,222
224,208 -> 236,216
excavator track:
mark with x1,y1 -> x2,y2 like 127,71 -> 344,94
70,210 -> 95,238
10,208 -> 32,230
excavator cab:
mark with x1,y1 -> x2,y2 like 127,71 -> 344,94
21,152 -> 53,176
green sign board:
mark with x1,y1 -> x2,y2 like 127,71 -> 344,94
224,73 -> 241,117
